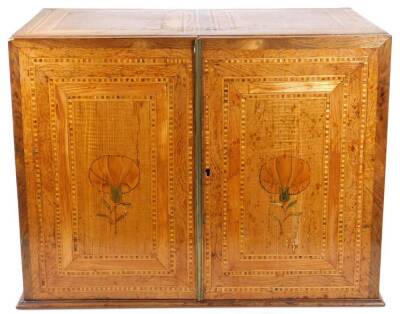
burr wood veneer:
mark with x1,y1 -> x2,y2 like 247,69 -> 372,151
9,8 -> 391,308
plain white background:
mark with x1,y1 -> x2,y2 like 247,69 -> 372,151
0,0 -> 398,313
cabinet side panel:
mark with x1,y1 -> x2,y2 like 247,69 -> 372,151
368,37 -> 391,297
9,41 -> 33,299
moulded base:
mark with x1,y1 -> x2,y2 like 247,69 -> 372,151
17,294 -> 385,309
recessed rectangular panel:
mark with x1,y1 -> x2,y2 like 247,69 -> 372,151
240,94 -> 328,258
51,81 -> 172,274
72,97 -> 156,258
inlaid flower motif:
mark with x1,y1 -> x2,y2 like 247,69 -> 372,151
260,155 -> 310,202
89,155 -> 140,234
89,155 -> 140,202
259,155 -> 311,252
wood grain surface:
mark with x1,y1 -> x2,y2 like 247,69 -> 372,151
9,8 -> 391,308
17,295 -> 384,308
203,35 -> 391,299
10,38 -> 195,300
12,8 -> 386,38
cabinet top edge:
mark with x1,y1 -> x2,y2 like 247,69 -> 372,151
12,8 -> 389,39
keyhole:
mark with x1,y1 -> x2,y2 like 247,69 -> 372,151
205,168 -> 211,176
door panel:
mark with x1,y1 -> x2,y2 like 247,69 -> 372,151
17,43 -> 195,299
203,43 -> 379,299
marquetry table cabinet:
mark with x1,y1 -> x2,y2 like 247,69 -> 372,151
9,8 -> 391,308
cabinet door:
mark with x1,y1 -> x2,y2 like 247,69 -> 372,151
11,39 -> 195,299
203,37 -> 390,300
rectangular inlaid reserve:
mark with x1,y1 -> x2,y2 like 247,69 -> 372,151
9,8 -> 391,308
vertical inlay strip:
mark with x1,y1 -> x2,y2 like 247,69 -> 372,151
194,38 -> 204,301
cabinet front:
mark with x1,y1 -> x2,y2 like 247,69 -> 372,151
203,40 -> 382,299
15,42 -> 195,299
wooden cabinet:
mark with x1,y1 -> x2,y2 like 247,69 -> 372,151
9,9 -> 391,308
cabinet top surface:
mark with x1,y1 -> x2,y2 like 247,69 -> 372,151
13,8 -> 387,38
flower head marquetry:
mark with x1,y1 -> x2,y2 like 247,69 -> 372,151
259,155 -> 311,251
89,155 -> 140,234
260,155 -> 310,203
